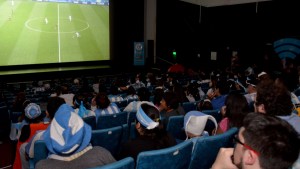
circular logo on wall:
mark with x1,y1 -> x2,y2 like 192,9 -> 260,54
135,43 -> 143,51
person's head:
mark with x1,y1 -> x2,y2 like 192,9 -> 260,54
255,80 -> 293,116
43,104 -> 92,157
95,92 -> 110,109
46,97 -> 66,120
184,111 -> 217,138
137,87 -> 150,101
135,102 -> 163,137
127,86 -> 136,96
73,93 -> 88,109
197,99 -> 213,111
245,77 -> 257,94
224,93 -> 250,129
233,113 -> 300,169
24,103 -> 43,123
160,91 -> 179,111
153,88 -> 164,107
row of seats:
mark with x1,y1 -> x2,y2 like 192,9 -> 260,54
30,127 -> 238,169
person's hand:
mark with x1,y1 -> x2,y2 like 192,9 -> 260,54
220,106 -> 226,117
211,148 -> 238,169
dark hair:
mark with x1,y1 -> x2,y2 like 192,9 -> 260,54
137,103 -> 174,149
127,86 -> 136,96
198,99 -> 213,111
242,113 -> 300,169
137,87 -> 150,101
162,91 -> 179,109
47,97 -> 66,120
153,88 -> 164,106
95,92 -> 111,109
73,93 -> 89,109
224,93 -> 249,129
256,80 -> 293,116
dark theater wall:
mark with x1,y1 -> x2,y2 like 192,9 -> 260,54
156,0 -> 300,72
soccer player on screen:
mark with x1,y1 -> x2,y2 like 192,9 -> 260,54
45,17 -> 48,24
69,15 -> 72,22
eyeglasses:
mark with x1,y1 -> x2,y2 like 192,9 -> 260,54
233,136 -> 260,156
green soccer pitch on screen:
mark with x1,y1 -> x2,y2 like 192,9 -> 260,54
0,0 -> 109,66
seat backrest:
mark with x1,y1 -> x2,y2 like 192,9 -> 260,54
202,109 -> 222,123
96,111 -> 128,129
115,100 -> 128,110
29,140 -> 48,169
87,157 -> 135,169
188,127 -> 238,169
91,126 -> 123,157
83,116 -> 97,130
136,140 -> 193,169
182,101 -> 199,113
166,115 -> 185,140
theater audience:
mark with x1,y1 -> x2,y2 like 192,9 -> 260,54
212,113 -> 300,169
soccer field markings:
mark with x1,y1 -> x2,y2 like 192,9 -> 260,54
24,17 -> 90,34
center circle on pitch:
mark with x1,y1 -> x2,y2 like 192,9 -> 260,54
25,17 -> 89,33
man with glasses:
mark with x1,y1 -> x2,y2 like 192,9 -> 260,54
212,113 -> 299,169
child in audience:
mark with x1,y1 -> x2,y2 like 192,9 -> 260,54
13,103 -> 48,169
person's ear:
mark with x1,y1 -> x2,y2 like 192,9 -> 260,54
136,122 -> 141,129
243,150 -> 258,166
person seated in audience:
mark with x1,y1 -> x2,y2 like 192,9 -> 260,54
172,82 -> 189,104
50,84 -> 75,107
108,85 -> 124,103
197,99 -> 213,111
73,93 -> 95,118
210,80 -> 230,110
212,113 -> 300,169
93,92 -> 120,122
243,76 -> 257,111
255,78 -> 300,134
185,83 -> 200,102
124,86 -> 139,100
159,91 -> 185,127
123,87 -> 150,113
20,97 -> 66,169
206,76 -> 217,100
13,102 -> 49,169
35,104 -> 116,169
184,111 -> 217,140
217,93 -> 250,134
153,88 -> 164,109
118,101 -> 176,161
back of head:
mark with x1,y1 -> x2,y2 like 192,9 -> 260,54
47,97 -> 66,120
256,80 -> 293,116
95,92 -> 110,109
184,111 -> 217,138
225,93 -> 249,128
198,99 -> 213,111
163,91 -> 179,109
136,102 -> 166,139
43,104 -> 92,157
242,113 -> 300,169
137,87 -> 150,101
